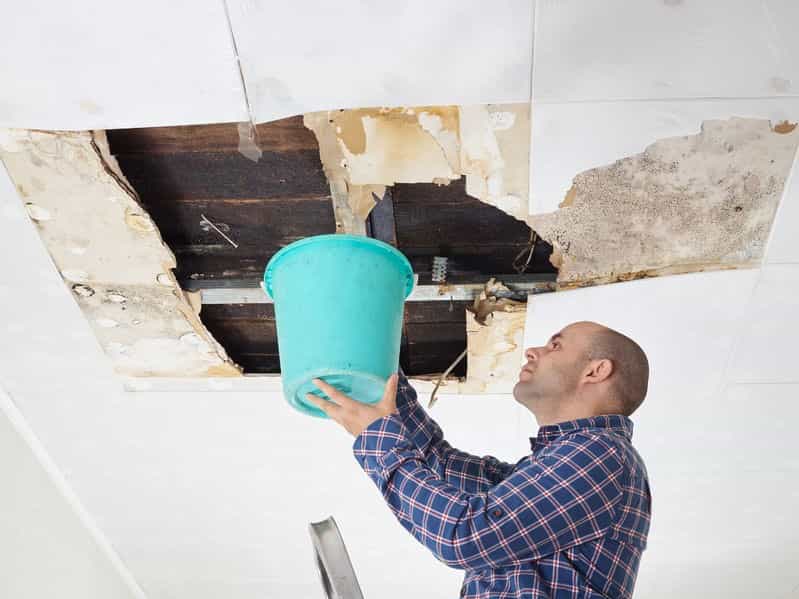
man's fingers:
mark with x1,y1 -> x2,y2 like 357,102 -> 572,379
305,393 -> 341,417
382,372 -> 399,403
311,378 -> 358,408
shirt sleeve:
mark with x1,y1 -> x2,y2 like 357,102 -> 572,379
392,367 -> 516,494
352,413 -> 624,571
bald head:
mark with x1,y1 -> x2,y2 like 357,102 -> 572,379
580,323 -> 649,416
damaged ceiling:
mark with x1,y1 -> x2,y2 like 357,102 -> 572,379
0,130 -> 239,377
2,2 -> 797,394
2,103 -> 798,391
3,2 -> 799,599
2,111 -> 796,390
529,118 -> 799,287
0,107 -> 555,384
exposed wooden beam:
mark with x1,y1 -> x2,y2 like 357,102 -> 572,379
366,188 -> 398,247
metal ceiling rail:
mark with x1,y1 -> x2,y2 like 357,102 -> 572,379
195,274 -> 557,305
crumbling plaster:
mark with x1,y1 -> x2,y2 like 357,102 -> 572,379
304,103 -> 531,232
4,113 -> 795,389
527,118 -> 799,288
303,109 -> 799,395
459,279 -> 527,395
0,129 -> 241,377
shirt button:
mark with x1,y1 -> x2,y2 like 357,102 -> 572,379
491,508 -> 503,517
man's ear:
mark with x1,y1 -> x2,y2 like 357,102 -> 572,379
583,358 -> 614,385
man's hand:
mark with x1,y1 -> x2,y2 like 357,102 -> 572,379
306,373 -> 399,437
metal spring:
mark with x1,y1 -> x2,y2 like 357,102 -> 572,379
431,256 -> 448,283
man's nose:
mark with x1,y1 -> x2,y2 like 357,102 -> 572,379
525,347 -> 539,362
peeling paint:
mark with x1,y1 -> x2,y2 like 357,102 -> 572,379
458,278 -> 527,394
774,120 -> 797,134
304,111 -> 386,234
339,108 -> 460,185
528,118 -> 799,288
0,128 -> 241,378
467,278 -> 527,326
304,103 -> 531,231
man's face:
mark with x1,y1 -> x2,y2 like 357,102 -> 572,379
513,323 -> 594,410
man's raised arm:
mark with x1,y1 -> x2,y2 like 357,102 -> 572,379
391,367 -> 517,493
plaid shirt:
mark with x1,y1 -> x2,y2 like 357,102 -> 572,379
353,370 -> 651,598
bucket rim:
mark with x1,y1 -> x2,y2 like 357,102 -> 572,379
264,234 -> 415,299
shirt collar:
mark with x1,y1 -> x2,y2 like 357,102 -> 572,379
529,414 -> 633,451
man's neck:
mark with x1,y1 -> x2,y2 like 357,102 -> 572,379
535,404 -> 605,427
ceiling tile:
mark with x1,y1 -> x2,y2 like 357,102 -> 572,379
226,0 -> 533,123
765,151 -> 799,264
533,0 -> 799,102
0,1 -> 247,129
729,264 -> 799,383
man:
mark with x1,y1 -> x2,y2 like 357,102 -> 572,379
307,320 -> 652,598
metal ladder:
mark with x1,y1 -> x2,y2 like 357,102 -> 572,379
308,516 -> 365,599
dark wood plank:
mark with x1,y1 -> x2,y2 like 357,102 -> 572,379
201,300 -> 274,321
106,116 -> 318,154
138,197 -> 335,248
393,179 -> 556,277
200,301 -> 467,376
201,304 -> 279,372
404,301 -> 468,376
175,255 -> 268,283
203,320 -> 278,354
113,150 -> 329,201
129,195 -> 335,284
404,300 -> 471,324
395,179 -> 529,243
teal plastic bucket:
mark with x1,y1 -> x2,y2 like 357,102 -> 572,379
264,234 -> 414,418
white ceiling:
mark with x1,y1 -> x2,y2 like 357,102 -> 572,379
0,1 -> 247,130
2,1 -> 799,598
0,0 -> 533,130
532,0 -> 799,102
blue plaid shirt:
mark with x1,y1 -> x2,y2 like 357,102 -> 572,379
353,370 -> 651,598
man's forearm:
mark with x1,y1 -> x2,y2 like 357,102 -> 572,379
393,369 -> 515,493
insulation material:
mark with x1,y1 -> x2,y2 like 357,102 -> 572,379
304,103 -> 530,228
460,279 -> 527,394
528,118 -> 799,288
0,129 -> 241,377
